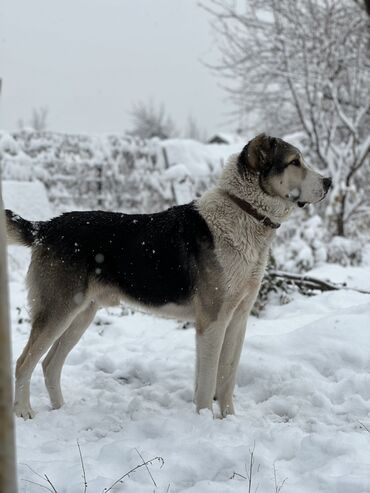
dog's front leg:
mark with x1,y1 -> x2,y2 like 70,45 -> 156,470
194,305 -> 236,413
195,323 -> 227,413
216,290 -> 259,417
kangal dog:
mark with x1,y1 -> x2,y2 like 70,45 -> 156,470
6,134 -> 331,419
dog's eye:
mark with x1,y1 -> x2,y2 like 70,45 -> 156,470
290,159 -> 300,167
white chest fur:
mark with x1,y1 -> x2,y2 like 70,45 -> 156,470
198,189 -> 274,299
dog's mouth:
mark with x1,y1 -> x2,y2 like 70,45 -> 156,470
287,192 -> 307,208
286,194 -> 307,208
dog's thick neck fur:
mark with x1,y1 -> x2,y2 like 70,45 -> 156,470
218,153 -> 294,224
197,154 -> 295,261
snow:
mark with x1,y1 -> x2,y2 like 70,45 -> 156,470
162,139 -> 241,176
2,180 -> 52,220
9,246 -> 370,492
4,181 -> 53,284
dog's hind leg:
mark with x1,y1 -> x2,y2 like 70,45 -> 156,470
42,301 -> 97,409
14,305 -> 83,419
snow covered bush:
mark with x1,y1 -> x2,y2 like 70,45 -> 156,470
0,131 -> 238,214
274,212 -> 327,272
0,130 -> 168,212
273,207 -> 363,272
326,236 -> 362,267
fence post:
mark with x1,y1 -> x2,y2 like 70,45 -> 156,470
0,179 -> 18,492
97,164 -> 103,208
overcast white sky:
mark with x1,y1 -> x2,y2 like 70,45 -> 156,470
0,0 -> 234,136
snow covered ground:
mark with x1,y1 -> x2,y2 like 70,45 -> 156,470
4,182 -> 370,492
9,243 -> 370,493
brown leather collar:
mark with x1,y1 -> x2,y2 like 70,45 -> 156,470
225,192 -> 281,229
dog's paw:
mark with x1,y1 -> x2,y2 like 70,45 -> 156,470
219,403 -> 235,418
14,401 -> 35,420
50,399 -> 64,410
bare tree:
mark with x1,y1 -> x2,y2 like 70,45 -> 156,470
17,106 -> 49,131
203,0 -> 370,236
0,183 -> 18,493
184,114 -> 206,142
16,118 -> 25,131
30,106 -> 49,131
128,100 -> 177,140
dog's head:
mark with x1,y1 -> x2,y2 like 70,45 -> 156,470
238,134 -> 331,206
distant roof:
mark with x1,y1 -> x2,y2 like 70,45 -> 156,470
208,133 -> 243,145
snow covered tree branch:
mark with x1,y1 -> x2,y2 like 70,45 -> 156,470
203,0 -> 370,236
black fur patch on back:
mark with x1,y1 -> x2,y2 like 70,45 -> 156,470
35,203 -> 214,306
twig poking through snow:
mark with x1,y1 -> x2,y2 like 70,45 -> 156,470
231,442 -> 260,493
102,456 -> 164,493
21,463 -> 59,492
231,471 -> 248,480
273,464 -> 288,493
135,448 -> 158,487
247,443 -> 259,493
358,420 -> 370,434
21,479 -> 56,493
44,474 -> 58,493
77,440 -> 88,493
21,447 -> 164,493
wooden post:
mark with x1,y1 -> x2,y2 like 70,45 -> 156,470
0,180 -> 18,492
96,164 -> 103,208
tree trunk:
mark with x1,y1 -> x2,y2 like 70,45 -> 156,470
0,181 -> 18,493
365,0 -> 370,17
336,191 -> 347,237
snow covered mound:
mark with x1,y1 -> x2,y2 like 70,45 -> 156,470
2,180 -> 52,220
162,138 -> 240,175
10,263 -> 370,493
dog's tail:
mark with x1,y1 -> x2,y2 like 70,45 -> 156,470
5,210 -> 39,247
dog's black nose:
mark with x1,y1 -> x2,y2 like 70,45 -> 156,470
323,177 -> 332,191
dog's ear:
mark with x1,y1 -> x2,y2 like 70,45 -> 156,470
238,133 -> 278,175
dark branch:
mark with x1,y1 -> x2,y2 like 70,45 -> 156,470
266,270 -> 370,295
